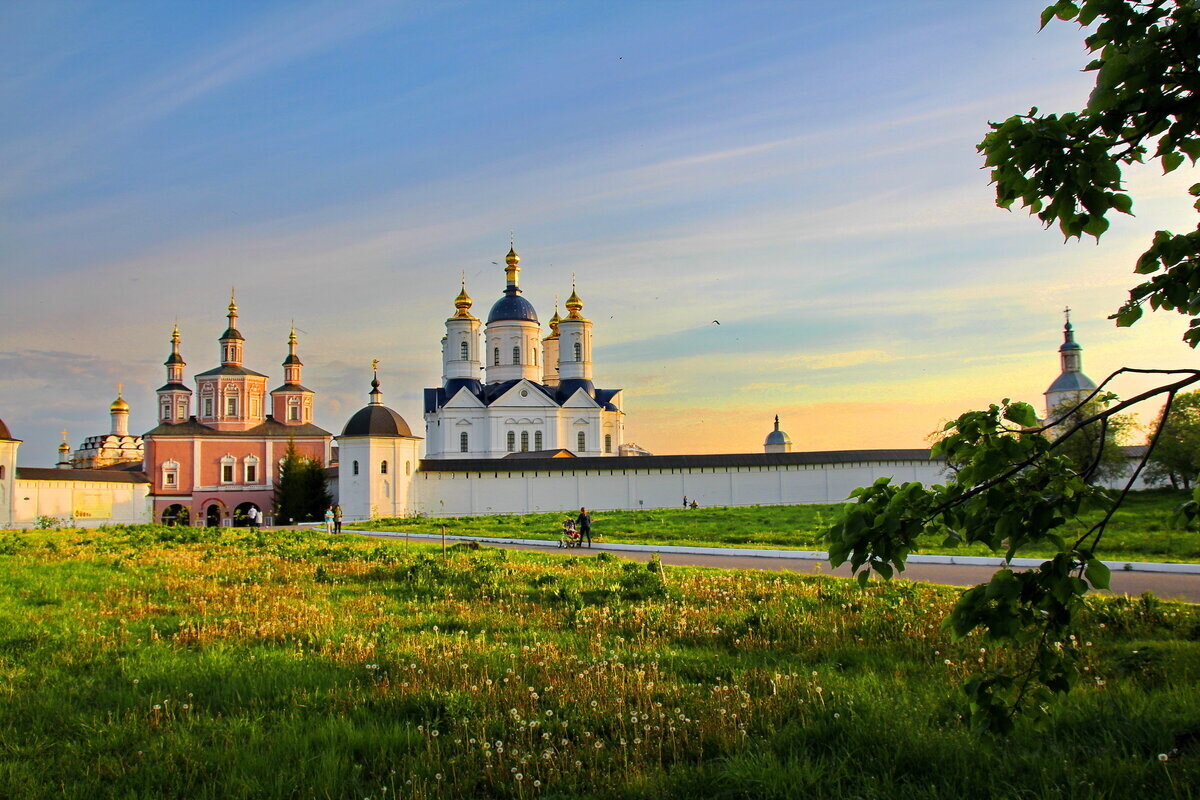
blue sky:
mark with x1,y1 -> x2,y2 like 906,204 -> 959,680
2,1 -> 1197,463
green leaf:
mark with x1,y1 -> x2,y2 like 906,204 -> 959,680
1084,558 -> 1111,590
1111,193 -> 1133,215
1003,402 -> 1038,428
1163,152 -> 1185,174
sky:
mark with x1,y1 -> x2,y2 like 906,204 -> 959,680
1,0 -> 1197,465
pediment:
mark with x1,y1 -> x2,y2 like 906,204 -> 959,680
444,387 -> 486,408
562,388 -> 600,408
491,380 -> 559,408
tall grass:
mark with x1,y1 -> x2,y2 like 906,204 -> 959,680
0,524 -> 1197,799
361,489 -> 1200,563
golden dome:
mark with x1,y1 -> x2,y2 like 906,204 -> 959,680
110,386 -> 130,414
453,281 -> 475,319
505,247 -> 520,267
564,287 -> 584,319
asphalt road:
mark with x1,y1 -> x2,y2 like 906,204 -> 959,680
358,532 -> 1200,603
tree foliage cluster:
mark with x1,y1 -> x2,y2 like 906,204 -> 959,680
273,442 -> 332,524
828,0 -> 1200,735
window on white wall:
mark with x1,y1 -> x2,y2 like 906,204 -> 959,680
381,460 -> 388,475
605,434 -> 612,453
520,431 -> 529,452
574,342 -> 582,361
577,431 -> 586,452
493,348 -> 500,366
460,341 -> 469,360
460,432 -> 469,452
507,431 -> 516,452
512,346 -> 520,365
352,460 -> 359,475
534,431 -> 542,450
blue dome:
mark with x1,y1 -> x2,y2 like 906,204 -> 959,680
488,292 -> 539,324
1046,371 -> 1097,395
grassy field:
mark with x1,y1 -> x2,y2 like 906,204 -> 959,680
357,489 -> 1200,563
1,524 -> 1198,799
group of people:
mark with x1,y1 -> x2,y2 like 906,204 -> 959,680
559,507 -> 593,548
324,505 -> 343,534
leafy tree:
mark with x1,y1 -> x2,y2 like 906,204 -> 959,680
273,441 -> 332,524
1046,395 -> 1136,483
1145,390 -> 1200,488
828,0 -> 1200,735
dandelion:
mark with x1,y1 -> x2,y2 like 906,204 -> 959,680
1159,754 -> 1169,762
534,780 -> 542,787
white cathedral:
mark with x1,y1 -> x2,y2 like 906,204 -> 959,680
421,246 -> 624,459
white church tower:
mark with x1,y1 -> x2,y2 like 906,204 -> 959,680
485,247 -> 543,384
338,366 -> 423,521
1044,307 -> 1097,421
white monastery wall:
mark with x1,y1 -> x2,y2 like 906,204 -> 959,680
408,457 -> 950,518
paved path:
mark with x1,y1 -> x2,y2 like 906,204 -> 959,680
354,531 -> 1200,603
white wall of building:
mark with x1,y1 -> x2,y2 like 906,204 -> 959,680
410,457 -> 949,517
9,476 -> 152,528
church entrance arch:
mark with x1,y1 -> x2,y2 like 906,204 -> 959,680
233,502 -> 260,527
205,503 -> 224,527
161,504 -> 190,526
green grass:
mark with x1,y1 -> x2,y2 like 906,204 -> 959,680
356,488 -> 1200,563
1,524 -> 1199,799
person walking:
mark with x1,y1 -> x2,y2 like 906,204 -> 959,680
324,506 -> 336,535
682,495 -> 688,508
333,504 -> 343,534
247,506 -> 260,530
576,507 -> 592,548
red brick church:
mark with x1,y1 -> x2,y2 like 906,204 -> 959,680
142,294 -> 332,526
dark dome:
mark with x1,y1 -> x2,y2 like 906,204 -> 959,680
0,417 -> 12,440
341,405 -> 413,437
487,293 -> 539,324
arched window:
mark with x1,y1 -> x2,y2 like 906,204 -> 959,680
574,342 -> 582,361
605,434 -> 612,453
460,340 -> 469,360
512,346 -> 520,364
577,431 -> 586,452
533,348 -> 537,366
520,431 -> 529,452
352,460 -> 359,475
534,431 -> 542,450
460,432 -> 469,452
0,465 -> 5,479
493,347 -> 500,366
380,460 -> 388,474
405,461 -> 411,475
507,431 -> 516,452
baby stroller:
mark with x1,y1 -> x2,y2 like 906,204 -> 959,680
558,518 -> 582,548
